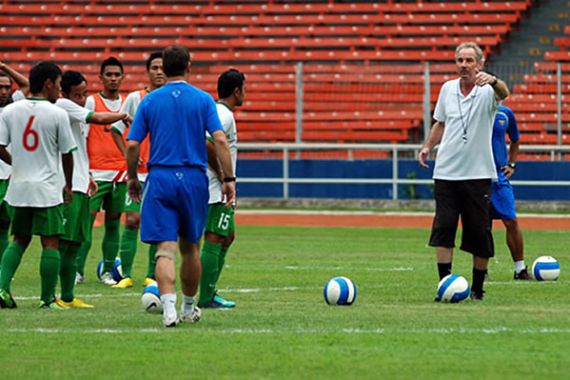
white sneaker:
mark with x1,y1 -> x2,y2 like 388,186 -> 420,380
75,272 -> 85,285
180,306 -> 201,323
163,313 -> 179,328
100,272 -> 117,286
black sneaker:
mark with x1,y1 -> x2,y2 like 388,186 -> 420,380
470,290 -> 485,301
0,289 -> 17,309
514,267 -> 532,280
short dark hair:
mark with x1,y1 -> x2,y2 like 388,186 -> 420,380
100,56 -> 124,75
29,61 -> 62,94
61,70 -> 86,94
162,45 -> 190,77
217,69 -> 245,99
146,51 -> 163,71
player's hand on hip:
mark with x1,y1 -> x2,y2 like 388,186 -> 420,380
418,147 -> 430,168
127,178 -> 142,203
222,182 -> 236,208
88,176 -> 99,196
63,186 -> 73,204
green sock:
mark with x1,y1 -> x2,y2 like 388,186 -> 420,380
146,244 -> 157,279
102,219 -> 120,273
198,241 -> 222,306
119,227 -> 138,278
0,227 -> 9,265
40,248 -> 60,304
76,213 -> 95,276
0,243 -> 25,292
59,241 -> 80,302
216,246 -> 230,284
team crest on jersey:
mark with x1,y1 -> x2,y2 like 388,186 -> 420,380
172,90 -> 181,98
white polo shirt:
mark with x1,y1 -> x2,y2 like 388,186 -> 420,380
0,90 -> 26,180
432,78 -> 499,181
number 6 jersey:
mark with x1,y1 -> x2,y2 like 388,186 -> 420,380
0,98 -> 77,207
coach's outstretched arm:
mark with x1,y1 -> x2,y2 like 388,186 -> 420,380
418,121 -> 444,168
475,71 -> 509,100
211,130 -> 236,207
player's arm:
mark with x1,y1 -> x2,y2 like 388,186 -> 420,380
88,111 -> 130,125
61,152 -> 74,203
0,145 -> 11,165
211,130 -> 235,207
418,121 -> 444,168
126,140 -> 142,203
111,129 -> 127,158
0,61 -> 29,95
206,138 -> 223,182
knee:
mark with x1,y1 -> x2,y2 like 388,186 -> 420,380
124,213 -> 140,229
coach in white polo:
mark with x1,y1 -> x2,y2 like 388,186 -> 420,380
418,42 -> 509,301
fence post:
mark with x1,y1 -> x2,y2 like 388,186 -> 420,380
283,146 -> 289,199
557,62 -> 562,155
295,62 -> 304,160
422,62 -> 432,141
392,146 -> 398,200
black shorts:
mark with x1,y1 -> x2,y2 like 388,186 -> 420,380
429,179 -> 494,258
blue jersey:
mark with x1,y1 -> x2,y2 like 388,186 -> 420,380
491,105 -> 519,169
127,81 -> 222,171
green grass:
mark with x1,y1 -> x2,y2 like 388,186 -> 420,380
0,226 -> 569,379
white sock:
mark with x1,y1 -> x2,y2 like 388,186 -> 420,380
161,293 -> 177,317
514,260 -> 526,273
182,294 -> 195,315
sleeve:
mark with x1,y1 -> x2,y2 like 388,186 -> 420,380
0,113 -> 10,146
112,92 -> 135,135
57,99 -> 91,124
85,96 -> 95,111
506,108 -> 520,143
205,96 -> 223,136
57,110 -> 78,154
11,90 -> 25,102
433,83 -> 447,123
127,98 -> 148,143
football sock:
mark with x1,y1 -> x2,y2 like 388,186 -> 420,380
437,262 -> 452,280
472,268 -> 487,294
161,293 -> 177,316
0,227 -> 9,264
182,294 -> 195,314
216,246 -> 230,283
40,248 -> 60,304
0,243 -> 25,292
76,213 -> 96,276
198,241 -> 222,305
59,241 -> 80,302
514,260 -> 526,273
147,244 -> 157,279
102,218 -> 120,273
119,227 -> 138,278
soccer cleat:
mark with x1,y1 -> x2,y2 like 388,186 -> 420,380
180,306 -> 201,323
112,277 -> 134,289
143,277 -> 157,287
202,294 -> 236,309
100,272 -> 117,286
75,272 -> 85,285
56,298 -> 94,309
0,289 -> 16,309
514,267 -> 532,280
39,300 -> 67,310
163,313 -> 179,328
470,290 -> 485,301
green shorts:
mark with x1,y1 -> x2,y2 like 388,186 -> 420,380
124,181 -> 144,213
0,179 -> 13,222
11,204 -> 65,237
204,203 -> 235,237
62,192 -> 91,242
90,181 -> 126,214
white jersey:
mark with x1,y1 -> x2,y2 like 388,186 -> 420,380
0,90 -> 26,180
56,98 -> 93,194
208,103 -> 237,204
0,98 -> 77,207
432,78 -> 499,181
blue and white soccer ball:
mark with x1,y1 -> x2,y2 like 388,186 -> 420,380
532,256 -> 560,281
141,283 -> 162,313
324,276 -> 357,305
96,257 -> 123,282
436,274 -> 471,303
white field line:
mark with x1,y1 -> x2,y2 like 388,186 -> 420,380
284,266 -> 413,272
238,210 -> 570,219
6,326 -> 570,335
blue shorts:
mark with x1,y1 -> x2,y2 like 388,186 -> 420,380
491,172 -> 517,220
140,167 -> 209,244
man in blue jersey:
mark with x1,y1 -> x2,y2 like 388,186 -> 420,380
490,105 -> 531,280
126,45 -> 235,327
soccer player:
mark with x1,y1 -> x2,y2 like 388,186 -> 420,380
0,61 -> 77,309
418,42 -> 509,301
55,70 -> 131,308
0,62 -> 29,261
110,52 -> 165,289
126,45 -> 235,327
76,57 -> 127,286
198,69 -> 245,309
490,105 -> 531,280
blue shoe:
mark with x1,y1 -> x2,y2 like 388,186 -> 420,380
202,293 -> 235,309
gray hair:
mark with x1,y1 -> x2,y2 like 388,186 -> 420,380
455,42 -> 484,62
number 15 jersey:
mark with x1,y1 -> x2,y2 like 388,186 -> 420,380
0,98 -> 77,207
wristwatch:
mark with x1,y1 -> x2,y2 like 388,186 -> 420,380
490,76 -> 498,86
223,177 -> 237,183
508,162 -> 516,169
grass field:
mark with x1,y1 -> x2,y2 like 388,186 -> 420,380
0,224 -> 569,379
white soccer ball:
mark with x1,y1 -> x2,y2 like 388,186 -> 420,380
324,276 -> 357,305
532,256 -> 560,281
436,274 -> 471,303
141,283 -> 162,313
96,257 -> 123,282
